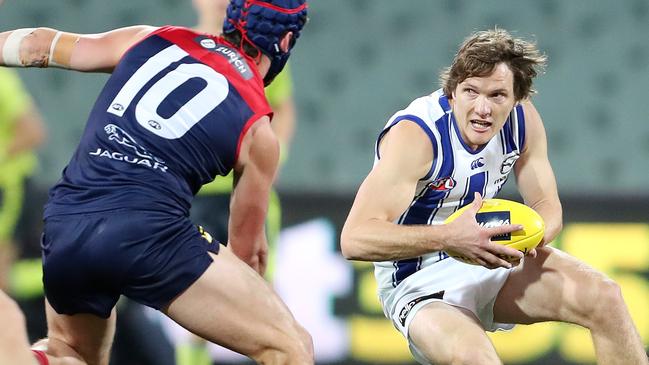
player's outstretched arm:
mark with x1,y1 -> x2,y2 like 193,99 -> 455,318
514,100 -> 562,245
340,121 -> 522,268
229,117 -> 279,275
0,25 -> 156,72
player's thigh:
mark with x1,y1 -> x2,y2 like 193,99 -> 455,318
409,301 -> 501,365
163,247 -> 306,357
45,300 -> 116,365
494,246 -> 612,325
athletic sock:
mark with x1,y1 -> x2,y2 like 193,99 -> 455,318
31,349 -> 49,365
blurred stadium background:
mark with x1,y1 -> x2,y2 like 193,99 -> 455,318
1,0 -> 648,364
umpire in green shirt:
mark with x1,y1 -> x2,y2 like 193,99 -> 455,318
0,68 -> 45,293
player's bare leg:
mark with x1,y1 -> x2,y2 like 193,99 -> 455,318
495,246 -> 648,365
0,290 -> 85,365
32,338 -> 86,365
0,242 -> 16,291
45,301 -> 116,365
0,290 -> 39,365
409,302 -> 502,365
163,246 -> 313,365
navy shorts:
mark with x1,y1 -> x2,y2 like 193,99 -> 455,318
42,209 -> 220,318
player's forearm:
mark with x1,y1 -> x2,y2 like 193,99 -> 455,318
228,199 -> 267,270
340,220 -> 448,261
0,28 -> 75,68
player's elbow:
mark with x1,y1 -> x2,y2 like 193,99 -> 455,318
339,239 -> 356,261
250,121 -> 280,171
339,227 -> 362,260
539,209 -> 563,246
547,203 -> 563,241
546,219 -> 563,244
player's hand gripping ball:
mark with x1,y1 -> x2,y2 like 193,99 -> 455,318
444,199 -> 545,264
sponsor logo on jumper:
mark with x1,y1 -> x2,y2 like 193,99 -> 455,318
398,291 -> 445,326
471,157 -> 485,170
213,45 -> 253,80
475,211 -> 511,241
89,124 -> 168,172
104,124 -> 164,163
500,152 -> 520,174
427,177 -> 455,191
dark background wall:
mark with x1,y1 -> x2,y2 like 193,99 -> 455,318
1,0 -> 648,197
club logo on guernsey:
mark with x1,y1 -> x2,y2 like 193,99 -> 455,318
89,124 -> 168,172
427,177 -> 456,191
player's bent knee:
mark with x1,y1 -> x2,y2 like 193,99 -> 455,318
253,346 -> 312,365
572,274 -> 624,327
295,323 -> 314,360
252,325 -> 313,365
432,334 -> 500,365
286,325 -> 314,363
450,347 -> 501,365
278,316 -> 314,360
591,279 -> 625,317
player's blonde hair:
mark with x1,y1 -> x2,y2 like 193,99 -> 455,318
440,28 -> 546,101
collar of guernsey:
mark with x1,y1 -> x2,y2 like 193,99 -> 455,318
0,68 -> 38,183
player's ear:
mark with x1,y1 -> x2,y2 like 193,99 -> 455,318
279,32 -> 293,53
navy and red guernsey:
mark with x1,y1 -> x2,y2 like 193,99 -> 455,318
44,26 -> 272,218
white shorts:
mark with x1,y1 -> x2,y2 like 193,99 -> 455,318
378,257 -> 514,364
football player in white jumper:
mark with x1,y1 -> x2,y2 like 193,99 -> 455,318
341,28 -> 648,365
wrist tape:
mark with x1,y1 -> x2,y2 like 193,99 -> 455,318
2,28 -> 35,66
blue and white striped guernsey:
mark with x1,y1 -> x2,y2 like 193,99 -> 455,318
373,89 -> 526,291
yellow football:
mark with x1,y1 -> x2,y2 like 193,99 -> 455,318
444,198 -> 545,264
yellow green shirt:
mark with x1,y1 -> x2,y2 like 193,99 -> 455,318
0,68 -> 37,182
